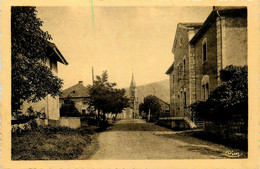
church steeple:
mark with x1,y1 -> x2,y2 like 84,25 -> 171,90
130,71 -> 136,89
129,71 -> 139,118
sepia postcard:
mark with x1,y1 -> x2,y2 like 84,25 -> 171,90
0,0 -> 259,168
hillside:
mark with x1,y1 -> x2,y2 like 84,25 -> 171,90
125,79 -> 170,104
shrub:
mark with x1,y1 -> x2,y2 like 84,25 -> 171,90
60,99 -> 81,117
190,65 -> 248,121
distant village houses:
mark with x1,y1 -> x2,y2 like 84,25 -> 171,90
166,7 -> 247,123
60,81 -> 91,114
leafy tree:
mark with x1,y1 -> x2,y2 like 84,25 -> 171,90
109,88 -> 129,121
190,65 -> 248,121
60,98 -> 81,117
88,71 -> 128,123
11,7 -> 63,113
139,95 -> 161,121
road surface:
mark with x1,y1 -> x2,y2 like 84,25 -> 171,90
89,119 -> 245,159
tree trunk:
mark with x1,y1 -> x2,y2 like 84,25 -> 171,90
114,113 -> 118,122
97,109 -> 100,126
102,111 -> 106,122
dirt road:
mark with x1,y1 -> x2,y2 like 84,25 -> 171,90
89,119 -> 245,159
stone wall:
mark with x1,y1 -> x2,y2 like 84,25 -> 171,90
204,115 -> 247,145
60,117 -> 81,129
194,20 -> 218,101
173,26 -> 190,117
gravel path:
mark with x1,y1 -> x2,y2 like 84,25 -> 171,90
89,119 -> 242,159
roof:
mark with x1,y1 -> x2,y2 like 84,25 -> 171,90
165,61 -> 174,74
47,42 -> 68,65
178,22 -> 203,28
153,95 -> 170,105
189,6 -> 247,44
61,81 -> 89,98
172,23 -> 203,54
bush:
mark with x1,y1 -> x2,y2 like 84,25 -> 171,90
190,65 -> 248,121
60,99 -> 81,117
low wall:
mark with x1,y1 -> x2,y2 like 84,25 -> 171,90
158,117 -> 191,130
59,117 -> 81,129
204,117 -> 247,144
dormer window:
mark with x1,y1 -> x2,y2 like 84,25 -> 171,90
72,91 -> 76,94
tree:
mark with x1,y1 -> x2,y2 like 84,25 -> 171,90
11,7 -> 63,113
139,95 -> 161,121
60,98 -> 81,117
190,65 -> 248,121
109,88 -> 129,121
87,71 -> 129,123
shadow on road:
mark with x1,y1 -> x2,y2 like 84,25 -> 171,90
108,119 -> 172,131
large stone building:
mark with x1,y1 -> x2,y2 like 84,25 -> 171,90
166,23 -> 202,117
20,42 -> 68,122
166,7 -> 247,121
60,81 -> 90,114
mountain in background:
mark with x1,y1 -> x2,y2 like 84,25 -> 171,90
125,79 -> 170,104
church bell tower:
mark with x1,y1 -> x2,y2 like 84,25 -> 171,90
129,72 -> 139,118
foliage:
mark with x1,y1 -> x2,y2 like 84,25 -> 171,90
11,7 -> 63,113
139,95 -> 162,118
190,65 -> 248,121
60,99 -> 81,117
12,125 -> 97,160
87,71 -> 129,122
109,88 -> 129,118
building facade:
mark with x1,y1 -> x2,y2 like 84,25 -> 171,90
60,81 -> 90,114
189,7 -> 247,102
21,42 -> 68,121
166,7 -> 247,121
166,23 -> 202,118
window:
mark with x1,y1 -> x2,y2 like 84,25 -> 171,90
184,91 -> 187,107
72,91 -> 76,94
179,36 -> 183,46
205,83 -> 209,100
202,38 -> 207,62
202,83 -> 209,100
183,59 -> 186,75
201,75 -> 210,101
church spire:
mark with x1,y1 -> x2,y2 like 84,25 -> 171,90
130,70 -> 136,88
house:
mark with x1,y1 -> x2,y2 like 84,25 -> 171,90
60,81 -> 90,114
166,23 -> 202,118
20,42 -> 68,123
165,6 -> 247,127
154,96 -> 170,117
189,7 -> 247,103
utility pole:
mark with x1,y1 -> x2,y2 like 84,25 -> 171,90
92,66 -> 94,85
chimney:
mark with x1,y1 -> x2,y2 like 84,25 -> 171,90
79,81 -> 83,85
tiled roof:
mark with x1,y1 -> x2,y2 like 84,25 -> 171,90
61,81 -> 89,98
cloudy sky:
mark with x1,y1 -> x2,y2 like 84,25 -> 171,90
37,6 -> 212,89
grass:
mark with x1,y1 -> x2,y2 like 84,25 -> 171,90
12,126 -> 98,160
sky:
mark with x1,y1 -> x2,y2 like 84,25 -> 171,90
36,6 -> 212,89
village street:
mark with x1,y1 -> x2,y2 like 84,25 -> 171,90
85,119 -> 245,159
